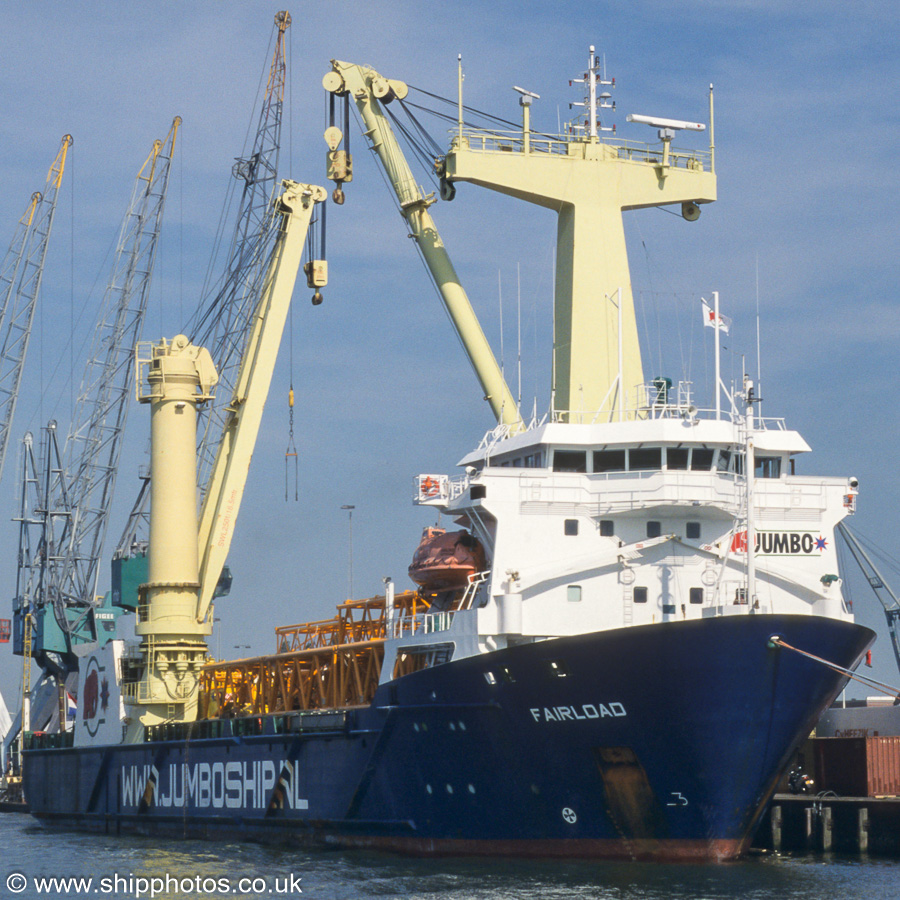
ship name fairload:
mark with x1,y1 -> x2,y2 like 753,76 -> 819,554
530,703 -> 627,723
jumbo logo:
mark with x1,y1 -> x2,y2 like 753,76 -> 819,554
730,531 -> 828,555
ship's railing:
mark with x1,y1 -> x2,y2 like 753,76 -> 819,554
475,412 -> 548,454
460,570 -> 490,609
449,128 -> 712,172
552,398 -> 788,431
391,609 -> 454,638
547,378 -> 788,430
518,468 -> 744,516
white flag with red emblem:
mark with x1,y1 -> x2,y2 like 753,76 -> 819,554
701,298 -> 731,335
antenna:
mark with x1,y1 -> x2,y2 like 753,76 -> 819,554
568,44 -> 616,138
498,269 -> 504,382
513,85 -> 541,102
626,113 -> 705,175
626,114 -> 706,132
755,254 -> 762,421
517,262 -> 522,409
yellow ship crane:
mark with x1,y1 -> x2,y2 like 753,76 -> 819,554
125,180 -> 326,736
322,61 -> 522,431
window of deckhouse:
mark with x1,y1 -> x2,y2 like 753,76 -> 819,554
667,448 -> 689,470
629,448 -> 662,471
553,450 -> 587,473
593,449 -> 626,473
756,456 -> 782,478
691,448 -> 715,471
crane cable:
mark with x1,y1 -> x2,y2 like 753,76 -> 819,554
285,295 -> 297,502
768,635 -> 900,703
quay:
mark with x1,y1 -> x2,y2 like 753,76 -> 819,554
757,794 -> 900,855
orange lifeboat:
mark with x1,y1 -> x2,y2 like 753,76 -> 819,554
408,527 -> 487,592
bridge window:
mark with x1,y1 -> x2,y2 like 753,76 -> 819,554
564,519 -> 579,536
667,448 -> 689,470
599,520 -> 615,537
647,521 -> 661,538
686,521 -> 701,540
756,456 -> 782,478
593,449 -> 626,472
629,448 -> 662,471
554,450 -> 587,473
691,448 -> 715,471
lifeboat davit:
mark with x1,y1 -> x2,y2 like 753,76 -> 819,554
408,527 -> 487,592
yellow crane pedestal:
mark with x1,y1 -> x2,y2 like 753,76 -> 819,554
124,335 -> 217,740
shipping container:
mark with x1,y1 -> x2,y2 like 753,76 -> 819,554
814,736 -> 900,797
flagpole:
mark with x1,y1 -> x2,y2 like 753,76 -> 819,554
713,290 -> 721,420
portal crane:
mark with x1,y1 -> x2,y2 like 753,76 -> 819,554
837,522 -> 900,690
192,10 -> 293,503
14,120 -> 179,677
0,135 -> 72,485
322,61 -> 522,431
114,12 -> 293,560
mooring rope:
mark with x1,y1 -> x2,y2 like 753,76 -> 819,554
769,635 -> 900,703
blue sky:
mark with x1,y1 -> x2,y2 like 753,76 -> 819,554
0,1 -> 898,706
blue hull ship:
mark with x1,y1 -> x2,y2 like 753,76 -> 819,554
21,47 -> 875,863
25,615 -> 872,860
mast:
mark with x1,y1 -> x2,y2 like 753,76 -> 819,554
744,374 -> 756,607
444,46 -> 716,422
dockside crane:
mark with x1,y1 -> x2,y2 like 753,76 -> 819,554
114,11 -> 294,561
837,522 -> 900,695
14,120 -> 180,680
192,11 -> 294,501
0,135 -> 72,485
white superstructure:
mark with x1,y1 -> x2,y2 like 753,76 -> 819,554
382,389 -> 858,679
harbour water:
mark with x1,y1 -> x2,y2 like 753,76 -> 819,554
2,813 -> 899,900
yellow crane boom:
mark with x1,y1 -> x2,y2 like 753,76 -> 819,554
323,61 -> 522,431
195,181 -> 326,626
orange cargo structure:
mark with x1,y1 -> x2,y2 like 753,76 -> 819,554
200,589 -> 460,718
